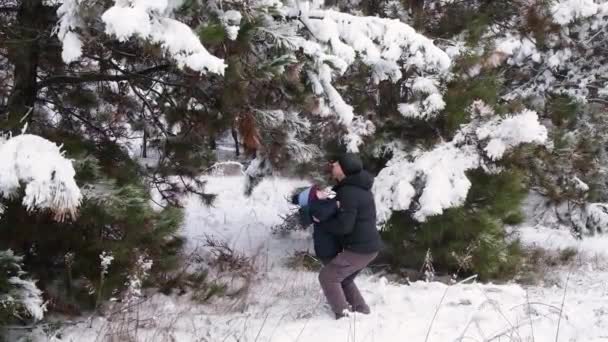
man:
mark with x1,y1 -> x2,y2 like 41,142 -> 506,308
317,153 -> 382,319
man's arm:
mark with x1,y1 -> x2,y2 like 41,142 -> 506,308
317,190 -> 357,235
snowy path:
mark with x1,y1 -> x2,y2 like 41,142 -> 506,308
53,177 -> 608,342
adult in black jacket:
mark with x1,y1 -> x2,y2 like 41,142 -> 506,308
317,153 -> 382,319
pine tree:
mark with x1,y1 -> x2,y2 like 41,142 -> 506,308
0,135 -> 183,312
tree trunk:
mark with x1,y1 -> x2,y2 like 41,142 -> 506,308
231,124 -> 240,157
142,127 -> 148,158
3,0 -> 44,132
409,0 -> 425,30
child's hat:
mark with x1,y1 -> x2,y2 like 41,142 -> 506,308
291,185 -> 319,206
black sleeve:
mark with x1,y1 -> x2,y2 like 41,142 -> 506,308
309,199 -> 338,222
317,189 -> 357,235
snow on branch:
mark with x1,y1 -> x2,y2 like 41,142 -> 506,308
298,8 -> 451,78
55,0 -> 83,63
551,0 -> 600,25
586,203 -> 608,234
487,1 -> 608,102
277,3 -> 451,151
0,134 -> 82,221
476,109 -> 548,160
55,0 -> 226,73
253,109 -> 320,163
7,276 -> 46,320
101,0 -> 226,74
374,101 -> 547,224
398,77 -> 446,119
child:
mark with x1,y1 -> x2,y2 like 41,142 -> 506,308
291,185 -> 342,264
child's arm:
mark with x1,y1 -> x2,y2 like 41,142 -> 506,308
310,199 -> 339,223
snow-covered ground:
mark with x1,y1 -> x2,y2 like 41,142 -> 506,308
39,177 -> 608,341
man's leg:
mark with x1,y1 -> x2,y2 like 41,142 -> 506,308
318,250 -> 377,318
341,270 -> 370,314
319,256 -> 333,265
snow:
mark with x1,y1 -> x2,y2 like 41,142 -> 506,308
101,7 -> 150,38
552,0 -> 599,25
101,0 -> 226,74
60,31 -> 83,63
55,0 -> 84,63
99,251 -> 114,276
8,277 -> 46,321
343,116 -> 376,153
517,225 -> 608,261
476,109 -> 549,160
182,176 -> 310,255
586,203 -> 608,234
573,176 -> 590,192
412,76 -> 440,94
495,34 -> 538,66
397,103 -> 419,118
398,77 -> 446,119
46,176 -> 608,341
222,10 -> 242,40
318,64 -> 355,125
422,93 -> 447,114
413,144 -> 480,221
0,134 -> 82,221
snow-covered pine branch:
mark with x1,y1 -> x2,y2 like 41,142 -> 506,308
253,109 -> 320,164
55,0 -> 83,63
481,0 -> 608,103
271,3 -> 451,151
56,0 -> 226,74
374,101 -> 548,224
0,249 -> 46,321
0,134 -> 82,221
55,0 -> 452,156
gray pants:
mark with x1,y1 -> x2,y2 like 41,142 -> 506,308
318,250 -> 378,316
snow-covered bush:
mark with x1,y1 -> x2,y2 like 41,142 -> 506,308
374,101 -> 547,224
383,170 -> 526,280
0,250 -> 45,326
585,203 -> 608,235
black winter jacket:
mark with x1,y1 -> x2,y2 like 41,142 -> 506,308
317,170 -> 382,254
295,198 -> 342,261
309,199 -> 342,261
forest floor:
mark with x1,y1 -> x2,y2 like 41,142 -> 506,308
30,176 -> 608,342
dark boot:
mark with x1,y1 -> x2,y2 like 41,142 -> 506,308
352,304 -> 371,314
342,276 -> 370,314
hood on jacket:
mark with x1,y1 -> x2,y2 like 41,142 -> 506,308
337,170 -> 374,191
337,153 -> 363,176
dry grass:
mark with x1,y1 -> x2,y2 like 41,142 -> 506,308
270,209 -> 307,236
285,250 -> 323,272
